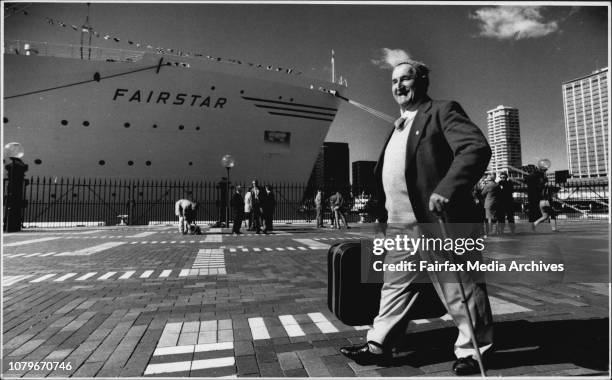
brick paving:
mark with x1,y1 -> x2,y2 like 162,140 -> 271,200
2,221 -> 610,378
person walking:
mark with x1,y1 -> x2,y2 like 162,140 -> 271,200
481,173 -> 500,236
250,180 -> 263,234
330,190 -> 349,229
230,186 -> 244,235
261,185 -> 276,233
532,176 -> 558,232
496,172 -> 516,234
339,52 -> 493,376
244,187 -> 253,230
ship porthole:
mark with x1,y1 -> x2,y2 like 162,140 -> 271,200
124,122 -> 130,128
240,90 -> 244,94
3,117 -> 8,123
196,126 -> 200,131
61,120 -> 68,126
99,160 -> 105,166
34,159 -> 42,165
211,86 -> 216,90
290,98 -> 294,102
145,161 -> 152,166
179,125 -> 184,130
278,96 -> 282,100
128,160 -> 134,166
188,162 -> 193,166
83,121 -> 90,127
153,124 -> 158,129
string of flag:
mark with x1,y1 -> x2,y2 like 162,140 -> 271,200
13,9 -> 302,75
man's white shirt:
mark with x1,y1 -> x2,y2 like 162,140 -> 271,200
382,110 -> 418,224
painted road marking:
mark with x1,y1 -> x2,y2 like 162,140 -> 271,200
4,237 -> 61,247
119,271 -> 136,279
30,274 -> 57,283
129,231 -> 157,238
248,317 -> 270,340
76,272 -> 97,281
56,242 -> 127,256
204,235 -> 222,243
292,238 -> 330,249
308,312 -> 339,333
53,273 -> 78,282
98,272 -> 117,280
279,315 -> 305,337
2,275 -> 34,286
140,270 -> 154,278
159,270 -> 172,278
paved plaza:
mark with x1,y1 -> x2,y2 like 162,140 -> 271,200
2,221 -> 610,378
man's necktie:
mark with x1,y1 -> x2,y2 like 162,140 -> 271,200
394,111 -> 417,130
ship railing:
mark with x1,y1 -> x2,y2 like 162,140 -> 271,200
3,39 -> 145,62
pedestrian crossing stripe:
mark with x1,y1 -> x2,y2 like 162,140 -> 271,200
144,295 -> 535,377
2,268 -> 229,286
6,243 -> 344,256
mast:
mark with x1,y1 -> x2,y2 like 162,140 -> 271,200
331,49 -> 335,83
80,3 -> 93,60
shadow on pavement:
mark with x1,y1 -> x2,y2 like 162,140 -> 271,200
392,318 -> 609,372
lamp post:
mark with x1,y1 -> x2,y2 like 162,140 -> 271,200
221,154 -> 235,227
4,142 -> 28,232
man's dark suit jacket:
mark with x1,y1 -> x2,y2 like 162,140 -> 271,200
374,97 -> 491,224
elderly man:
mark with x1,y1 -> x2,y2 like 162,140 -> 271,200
175,198 -> 197,235
339,56 -> 493,375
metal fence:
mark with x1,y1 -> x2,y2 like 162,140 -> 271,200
5,176 -> 609,228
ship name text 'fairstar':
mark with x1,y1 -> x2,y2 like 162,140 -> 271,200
113,88 -> 228,108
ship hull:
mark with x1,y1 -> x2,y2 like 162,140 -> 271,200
3,52 -> 341,183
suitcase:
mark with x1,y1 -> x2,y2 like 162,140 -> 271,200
328,241 -> 447,326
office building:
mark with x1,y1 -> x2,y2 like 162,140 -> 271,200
352,161 -> 377,195
487,105 -> 522,174
306,142 -> 350,198
562,67 -> 609,178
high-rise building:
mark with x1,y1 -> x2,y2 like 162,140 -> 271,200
351,161 -> 377,195
486,105 -> 522,174
305,142 -> 350,198
562,67 -> 609,178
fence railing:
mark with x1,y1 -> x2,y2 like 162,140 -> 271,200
3,176 -> 609,228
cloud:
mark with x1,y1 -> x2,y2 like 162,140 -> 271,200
370,48 -> 411,69
471,6 -> 559,40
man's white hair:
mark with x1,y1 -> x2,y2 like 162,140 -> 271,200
374,48 -> 430,77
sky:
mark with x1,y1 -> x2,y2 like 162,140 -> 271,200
3,1 -> 610,173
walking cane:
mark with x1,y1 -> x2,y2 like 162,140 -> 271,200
436,210 -> 487,377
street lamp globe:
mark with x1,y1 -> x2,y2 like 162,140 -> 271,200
221,154 -> 235,169
537,158 -> 551,171
4,142 -> 24,159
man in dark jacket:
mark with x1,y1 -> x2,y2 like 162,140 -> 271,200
261,185 -> 276,234
340,54 -> 493,376
496,172 -> 515,234
230,186 -> 244,235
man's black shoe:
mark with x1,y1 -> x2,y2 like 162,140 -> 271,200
452,356 -> 482,376
339,343 -> 391,366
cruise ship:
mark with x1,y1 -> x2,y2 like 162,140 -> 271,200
3,39 -> 343,183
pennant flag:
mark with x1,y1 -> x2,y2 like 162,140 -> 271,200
147,45 -> 153,49
71,24 -> 78,30
104,35 -> 110,39
113,37 -> 120,42
60,22 -> 66,27
128,40 -> 133,45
